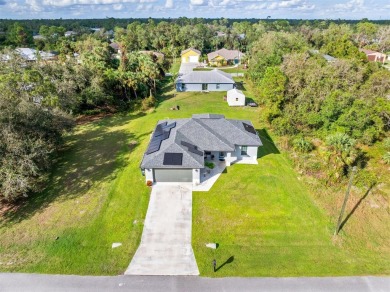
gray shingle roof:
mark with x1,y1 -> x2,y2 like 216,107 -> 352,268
176,69 -> 234,84
141,114 -> 262,169
207,48 -> 244,62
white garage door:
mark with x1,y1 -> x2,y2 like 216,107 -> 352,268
154,169 -> 193,182
189,56 -> 198,63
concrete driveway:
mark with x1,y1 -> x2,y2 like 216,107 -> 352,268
179,63 -> 198,75
125,183 -> 199,275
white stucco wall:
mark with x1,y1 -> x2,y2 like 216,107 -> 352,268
246,146 -> 258,161
226,145 -> 259,165
227,94 -> 245,106
145,168 -> 154,183
193,168 -> 200,185
176,83 -> 234,92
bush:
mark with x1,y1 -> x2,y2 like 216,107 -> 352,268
146,180 -> 153,187
384,138 -> 390,150
293,137 -> 314,153
354,169 -> 377,188
141,95 -> 156,111
205,161 -> 215,169
383,152 -> 390,164
272,117 -> 296,135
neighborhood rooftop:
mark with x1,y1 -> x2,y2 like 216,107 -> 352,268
181,48 -> 201,55
141,114 -> 262,169
207,48 -> 244,61
176,69 -> 234,84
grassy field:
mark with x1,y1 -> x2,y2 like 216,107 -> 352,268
0,75 -> 388,276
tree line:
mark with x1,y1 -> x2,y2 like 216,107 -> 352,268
248,23 -> 390,185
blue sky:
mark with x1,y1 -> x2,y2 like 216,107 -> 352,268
0,0 -> 388,20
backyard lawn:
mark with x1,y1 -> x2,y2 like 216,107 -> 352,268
0,77 -> 388,276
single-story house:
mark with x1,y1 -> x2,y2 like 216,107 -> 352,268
181,48 -> 201,63
15,48 -> 57,61
176,69 -> 235,92
65,31 -> 77,38
359,49 -> 387,64
227,88 -> 245,106
309,49 -> 336,62
140,114 -> 262,185
207,48 -> 244,66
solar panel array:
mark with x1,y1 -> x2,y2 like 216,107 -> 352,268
163,153 -> 183,166
181,141 -> 203,156
146,122 -> 176,155
243,122 -> 256,134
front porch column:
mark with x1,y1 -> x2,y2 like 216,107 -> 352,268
193,168 -> 201,185
226,152 -> 232,166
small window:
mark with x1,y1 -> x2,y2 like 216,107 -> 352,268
241,146 -> 248,155
235,97 -> 239,101
202,83 -> 208,90
216,84 -> 220,89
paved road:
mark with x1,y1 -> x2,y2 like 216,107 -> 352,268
0,274 -> 389,292
125,184 -> 199,275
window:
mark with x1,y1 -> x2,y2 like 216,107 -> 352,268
241,146 -> 248,155
216,84 -> 220,89
235,97 -> 239,101
202,83 -> 208,90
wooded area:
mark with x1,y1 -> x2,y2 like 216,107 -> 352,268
0,18 -> 389,204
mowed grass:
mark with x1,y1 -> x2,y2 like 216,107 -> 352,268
0,85 -> 257,275
0,78 -> 388,276
192,135 -> 389,276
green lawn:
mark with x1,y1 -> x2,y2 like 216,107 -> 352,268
0,79 -> 388,276
192,134 -> 389,276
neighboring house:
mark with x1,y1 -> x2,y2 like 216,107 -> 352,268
140,114 -> 262,185
176,69 -> 235,92
33,34 -> 45,40
216,31 -> 227,37
15,48 -> 57,61
359,49 -> 387,64
109,42 -> 121,54
65,31 -> 77,38
309,50 -> 336,63
227,88 -> 245,106
181,48 -> 201,63
207,48 -> 244,66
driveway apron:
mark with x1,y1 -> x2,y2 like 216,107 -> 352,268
125,183 -> 199,275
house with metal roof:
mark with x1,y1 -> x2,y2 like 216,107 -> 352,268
141,114 -> 262,185
175,69 -> 235,92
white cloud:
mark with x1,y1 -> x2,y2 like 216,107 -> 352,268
334,0 -> 364,11
113,3 -> 123,9
190,0 -> 205,6
165,0 -> 173,8
245,3 -> 267,10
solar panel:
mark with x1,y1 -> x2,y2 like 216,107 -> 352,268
243,122 -> 256,134
154,122 -> 167,137
188,147 -> 203,156
180,141 -> 203,156
146,140 -> 162,154
163,153 -> 183,166
162,122 -> 176,130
